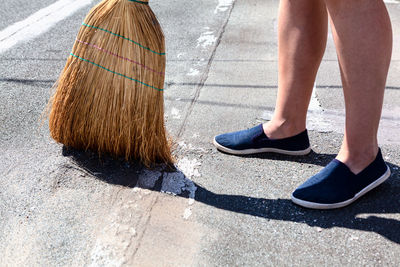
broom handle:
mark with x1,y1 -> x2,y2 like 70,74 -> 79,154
129,0 -> 149,4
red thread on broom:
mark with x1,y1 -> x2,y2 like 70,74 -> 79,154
76,39 -> 165,76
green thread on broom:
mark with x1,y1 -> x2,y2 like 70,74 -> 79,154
128,0 -> 149,4
70,53 -> 164,91
82,23 -> 165,56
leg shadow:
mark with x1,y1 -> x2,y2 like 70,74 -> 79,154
228,149 -> 336,167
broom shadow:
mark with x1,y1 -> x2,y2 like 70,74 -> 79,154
62,146 -> 400,244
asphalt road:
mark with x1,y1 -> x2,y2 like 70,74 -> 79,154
1,0 -> 400,266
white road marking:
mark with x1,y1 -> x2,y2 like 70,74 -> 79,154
0,0 -> 94,54
187,68 -> 200,76
197,29 -> 217,49
135,153 -> 199,204
307,83 -> 333,132
214,0 -> 235,14
171,107 -> 182,119
177,157 -> 201,179
309,83 -> 323,112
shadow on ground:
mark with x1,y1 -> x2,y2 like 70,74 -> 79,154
221,149 -> 337,167
62,146 -> 400,244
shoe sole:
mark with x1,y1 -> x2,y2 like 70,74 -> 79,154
213,137 -> 312,156
291,166 -> 391,210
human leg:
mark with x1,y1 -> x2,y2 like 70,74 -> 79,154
325,0 -> 392,174
265,0 -> 328,139
292,0 -> 393,209
213,0 -> 328,155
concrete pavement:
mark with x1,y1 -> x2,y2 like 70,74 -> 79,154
1,0 -> 400,266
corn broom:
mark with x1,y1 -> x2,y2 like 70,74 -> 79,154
48,0 -> 173,167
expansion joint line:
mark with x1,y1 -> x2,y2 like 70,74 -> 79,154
177,0 -> 238,138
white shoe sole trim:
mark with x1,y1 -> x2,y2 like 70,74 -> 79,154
213,137 -> 311,156
291,166 -> 391,210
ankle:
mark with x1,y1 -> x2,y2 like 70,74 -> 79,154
263,119 -> 306,139
335,146 -> 379,174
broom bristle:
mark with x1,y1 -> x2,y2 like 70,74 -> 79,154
49,0 -> 173,167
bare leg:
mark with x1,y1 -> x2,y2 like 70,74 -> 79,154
264,0 -> 328,139
324,0 -> 393,174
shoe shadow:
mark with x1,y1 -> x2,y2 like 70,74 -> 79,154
62,146 -> 400,244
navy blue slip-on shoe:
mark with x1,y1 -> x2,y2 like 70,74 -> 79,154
291,149 -> 391,209
213,124 -> 311,156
